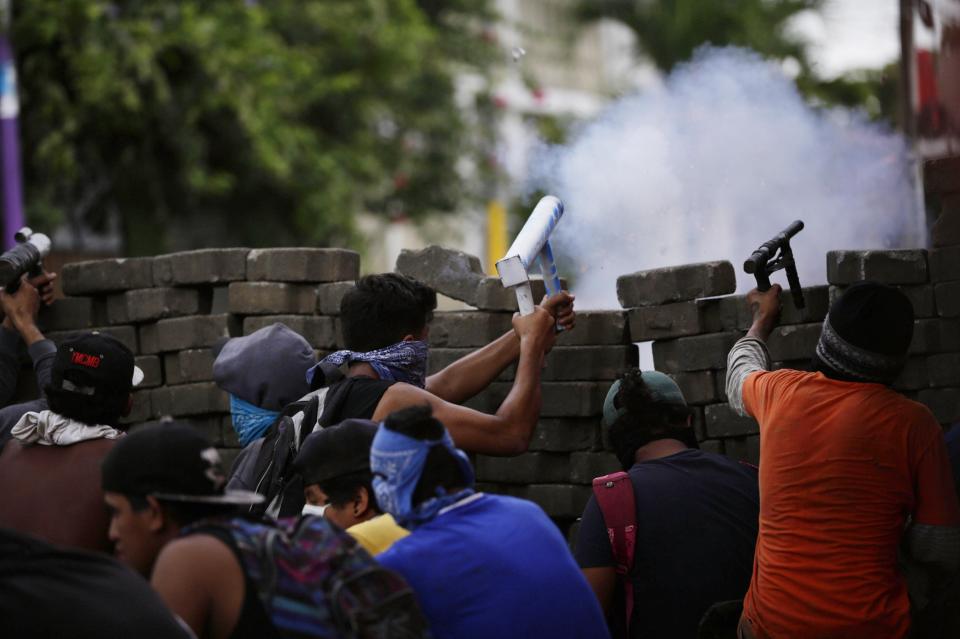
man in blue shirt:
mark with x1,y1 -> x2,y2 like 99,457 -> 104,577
575,369 -> 760,638
373,405 -> 610,639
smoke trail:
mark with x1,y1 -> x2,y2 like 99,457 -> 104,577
531,47 -> 917,309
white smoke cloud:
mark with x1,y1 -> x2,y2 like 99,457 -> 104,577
531,47 -> 919,309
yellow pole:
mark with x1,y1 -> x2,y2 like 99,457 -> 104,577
486,200 -> 508,275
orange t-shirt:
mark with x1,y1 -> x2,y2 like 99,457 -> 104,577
741,369 -> 960,639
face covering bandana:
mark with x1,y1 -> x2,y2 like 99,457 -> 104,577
308,340 -> 429,388
229,395 -> 280,447
370,424 -> 476,530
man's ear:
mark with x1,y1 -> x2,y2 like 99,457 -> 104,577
144,495 -> 168,533
356,486 -> 371,517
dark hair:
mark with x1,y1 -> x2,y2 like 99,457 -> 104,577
383,404 -> 466,505
608,369 -> 694,470
46,386 -> 129,428
340,274 -> 437,351
318,471 -> 378,512
128,495 -> 238,527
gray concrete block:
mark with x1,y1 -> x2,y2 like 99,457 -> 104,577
316,281 -> 355,315
134,355 -> 162,388
569,451 -> 620,484
47,325 -> 138,355
396,245 -> 485,305
916,388 -> 960,423
699,287 -> 828,333
827,250 -> 928,285
927,353 -> 960,388
475,453 -> 570,484
37,297 -> 97,332
465,382 -> 606,417
617,261 -> 736,308
210,286 -> 230,314
62,257 -> 154,295
507,484 -> 592,519
893,358 -> 929,392
247,248 -> 360,282
542,346 -> 637,381
473,277 -> 567,312
124,287 -> 201,323
724,435 -> 760,466
529,418 -> 599,453
164,349 -> 215,385
929,246 -> 960,282
699,439 -> 725,455
935,281 -> 960,318
105,293 -> 129,325
119,389 -> 153,425
243,315 -> 338,350
628,302 -> 703,340
144,315 -> 238,354
910,318 -> 960,354
668,370 -> 718,405
766,323 -> 821,362
831,285 -> 937,318
180,416 -> 224,447
651,332 -> 741,372
228,282 -> 317,315
428,312 -> 513,348
153,249 -> 249,286
555,311 -> 628,346
151,382 -> 229,418
704,403 -> 759,437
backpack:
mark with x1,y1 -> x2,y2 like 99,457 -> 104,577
193,516 -> 431,639
592,471 -> 637,636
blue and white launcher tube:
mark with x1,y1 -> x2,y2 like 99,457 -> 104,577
496,195 -> 564,316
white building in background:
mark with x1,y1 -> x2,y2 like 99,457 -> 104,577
359,0 -> 656,282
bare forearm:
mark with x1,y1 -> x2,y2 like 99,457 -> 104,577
426,331 -> 519,403
492,340 -> 544,450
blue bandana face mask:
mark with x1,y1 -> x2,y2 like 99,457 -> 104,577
229,395 -> 280,447
370,425 -> 475,530
308,340 -> 429,388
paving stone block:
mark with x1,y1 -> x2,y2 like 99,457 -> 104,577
210,286 -> 230,314
893,358 -> 929,392
699,439 -> 724,455
691,406 -> 706,441
929,246 -> 960,282
104,293 -> 130,325
47,325 -> 138,354
315,281 -> 355,315
247,248 -> 360,282
617,261 -> 736,308
473,277 -> 565,312
830,285 -> 936,318
134,355 -> 162,388
428,312 -> 513,348
935,281 -> 960,317
910,318 -> 960,354
555,311 -> 629,346
228,282 -> 317,315
766,323 -> 821,362
396,245 -> 485,305
916,388 -> 960,423
827,250 -> 928,285
123,287 -> 201,323
668,370 -> 718,405
724,435 -> 760,466
924,156 -> 960,195
542,346 -> 637,381
164,349 -> 215,385
475,453 -> 570,484
243,315 -> 338,349
927,353 -> 960,387
62,257 -> 154,295
704,403 -> 759,437
37,297 -> 96,332
651,332 -> 741,372
143,315 -> 238,354
219,449 -> 242,471
529,418 -> 599,453
932,195 -> 960,248
465,382 -> 606,417
153,249 -> 249,286
119,389 -> 153,425
151,382 -> 229,418
180,416 -> 225,447
507,484 -> 592,519
569,452 -> 620,484
628,302 -> 702,340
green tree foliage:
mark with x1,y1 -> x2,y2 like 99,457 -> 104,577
13,0 -> 495,254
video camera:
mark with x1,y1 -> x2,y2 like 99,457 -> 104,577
743,220 -> 805,309
0,228 -> 51,294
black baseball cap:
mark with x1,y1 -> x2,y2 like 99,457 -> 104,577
51,332 -> 143,399
101,423 -> 263,506
293,419 -> 379,486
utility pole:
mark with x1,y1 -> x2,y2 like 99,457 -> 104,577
0,0 -> 25,244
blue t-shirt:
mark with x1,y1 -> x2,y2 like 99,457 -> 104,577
575,448 -> 759,638
377,492 -> 610,639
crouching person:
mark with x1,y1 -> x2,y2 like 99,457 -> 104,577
373,405 -> 610,639
293,418 -> 409,554
101,423 -> 430,639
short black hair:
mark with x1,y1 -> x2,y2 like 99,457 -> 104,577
46,386 -> 129,428
383,405 -> 466,505
340,274 -> 437,352
608,369 -> 694,470
127,495 -> 238,527
318,471 -> 378,512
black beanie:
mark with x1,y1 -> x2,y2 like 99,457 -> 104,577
814,281 -> 914,383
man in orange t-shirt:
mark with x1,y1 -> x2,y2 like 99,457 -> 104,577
726,281 -> 960,639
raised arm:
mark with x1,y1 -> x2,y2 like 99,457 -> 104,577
425,291 -> 575,404
375,306 -> 556,455
726,285 -> 780,416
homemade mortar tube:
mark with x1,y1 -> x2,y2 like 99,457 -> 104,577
496,195 -> 564,316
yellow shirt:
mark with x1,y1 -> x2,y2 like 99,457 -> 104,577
347,514 -> 409,555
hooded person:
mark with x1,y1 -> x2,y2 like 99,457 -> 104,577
726,281 -> 960,639
0,332 -> 143,552
372,404 -> 610,639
